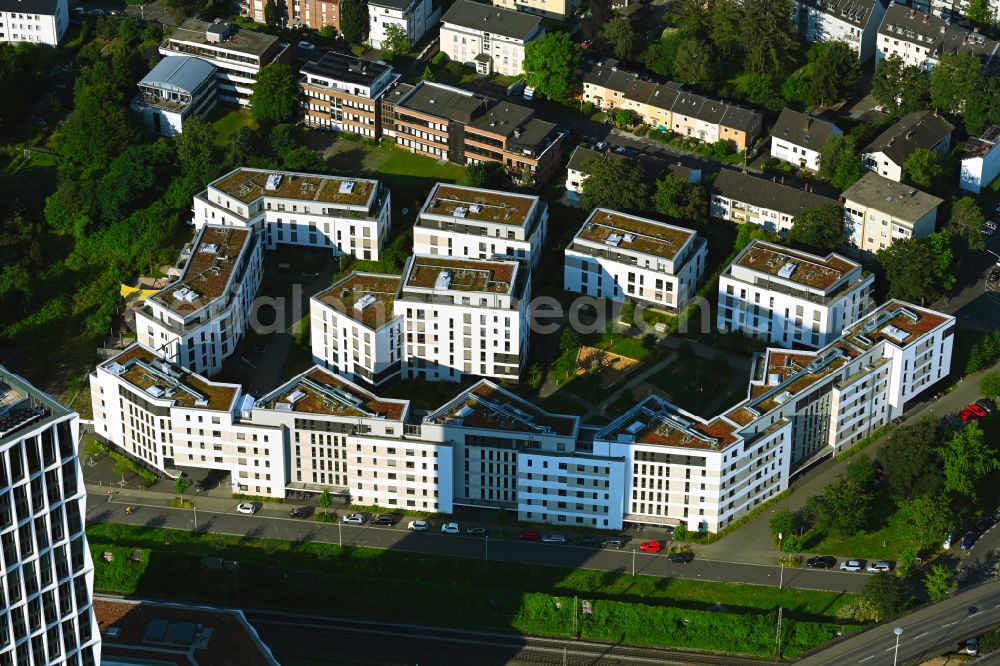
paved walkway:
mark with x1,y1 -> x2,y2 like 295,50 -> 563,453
587,352 -> 678,417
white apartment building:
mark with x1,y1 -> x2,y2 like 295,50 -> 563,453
0,367 -> 101,666
440,0 -> 543,77
791,0 -> 888,62
711,168 -> 841,234
394,255 -> 529,383
298,51 -> 399,135
563,208 -> 707,313
876,4 -> 999,71
717,240 -> 874,349
413,183 -> 548,269
136,226 -> 263,378
770,108 -> 842,172
960,126 -> 1000,193
0,0 -> 67,45
841,172 -> 943,253
368,0 -> 438,49
192,168 -> 391,260
492,0 -> 581,19
132,56 -> 218,137
862,110 -> 953,183
927,0 -> 1000,21
310,273 -> 404,388
565,145 -> 701,197
159,19 -> 290,107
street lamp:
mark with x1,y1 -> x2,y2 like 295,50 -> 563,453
632,548 -> 636,577
893,627 -> 904,666
338,518 -> 342,548
485,535 -> 489,563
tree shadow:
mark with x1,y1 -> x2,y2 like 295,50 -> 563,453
325,146 -> 367,173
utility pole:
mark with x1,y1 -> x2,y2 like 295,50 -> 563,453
338,519 -> 342,548
193,505 -> 197,530
775,607 -> 783,658
632,548 -> 636,577
779,562 -> 784,590
485,535 -> 489,563
572,596 -> 578,639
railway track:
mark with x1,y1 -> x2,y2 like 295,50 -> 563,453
245,609 -> 780,666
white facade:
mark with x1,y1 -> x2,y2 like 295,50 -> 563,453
875,4 -> 999,71
770,108 -> 842,172
841,173 -> 942,253
0,0 -> 67,46
439,0 -> 543,77
368,0 -> 437,49
717,240 -> 874,350
413,183 -> 548,269
710,170 -> 841,235
310,273 -> 404,388
563,208 -> 707,313
395,255 -> 529,383
0,367 -> 101,666
136,226 -> 263,378
192,168 -> 391,260
791,0 -> 887,62
960,127 -> 1000,193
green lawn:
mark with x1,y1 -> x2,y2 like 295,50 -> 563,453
803,512 -> 911,561
209,107 -> 258,147
644,351 -> 735,416
87,523 -> 862,658
382,378 -> 470,410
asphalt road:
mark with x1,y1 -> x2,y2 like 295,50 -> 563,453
85,490 -> 869,593
799,580 -> 1000,665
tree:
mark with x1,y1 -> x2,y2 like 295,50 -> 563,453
582,0 -> 613,42
924,564 -> 954,602
579,157 -> 649,212
559,327 -> 580,356
602,17 -> 636,61
643,32 -> 681,78
808,42 -> 860,107
872,54 -> 930,117
523,32 -> 580,102
947,197 -> 987,251
673,37 -> 713,87
653,174 -> 686,219
340,0 -> 368,44
861,572 -> 906,621
263,0 -> 278,27
251,63 -> 299,125
879,415 -> 944,500
318,488 -> 333,509
175,116 -> 221,186
380,22 -> 408,61
620,299 -> 636,324
805,455 -> 876,536
95,142 -> 174,224
788,204 -> 845,252
58,84 -> 141,177
420,64 -> 434,81
876,237 -> 943,305
708,0 -> 742,57
903,147 -> 944,190
465,161 -> 504,188
174,475 -> 188,495
819,135 -> 863,191
769,507 -> 801,551
930,52 -> 983,114
965,0 -> 992,27
941,423 -> 999,501
741,0 -> 797,77
318,25 -> 336,39
898,496 -> 952,550
980,370 -> 1000,400
614,109 -> 636,128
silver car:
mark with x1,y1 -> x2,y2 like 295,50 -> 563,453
840,559 -> 865,572
542,533 -> 567,544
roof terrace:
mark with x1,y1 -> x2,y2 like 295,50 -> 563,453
403,256 -> 517,295
845,301 -> 950,350
421,184 -> 538,227
734,241 -> 858,291
105,345 -> 238,411
153,226 -> 252,314
576,209 -> 695,261
314,273 -> 401,330
601,396 -> 739,450
211,168 -> 376,207
258,366 -> 407,420
426,380 -> 578,436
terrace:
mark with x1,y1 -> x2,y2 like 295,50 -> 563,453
602,396 -> 738,450
153,227 -> 251,314
422,184 -> 536,227
428,381 -> 578,436
753,350 -> 848,413
314,273 -> 401,330
575,209 -> 695,261
735,242 -> 856,291
403,257 -> 516,294
259,367 -> 406,420
212,169 -> 376,207
845,302 -> 950,350
106,346 -> 238,411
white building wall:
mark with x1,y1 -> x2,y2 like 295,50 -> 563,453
516,453 -> 625,529
369,0 -> 436,48
960,143 -> 1000,193
439,23 -> 535,77
0,0 -> 67,46
348,435 -> 453,512
309,301 -> 403,387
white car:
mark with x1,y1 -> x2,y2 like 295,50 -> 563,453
341,513 -> 365,524
235,502 -> 256,515
840,559 -> 865,572
297,40 -> 315,51
441,522 -> 460,534
542,533 -> 567,544
407,520 -> 428,531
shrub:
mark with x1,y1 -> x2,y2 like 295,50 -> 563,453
431,51 -> 447,66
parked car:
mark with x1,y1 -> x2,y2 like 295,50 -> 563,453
976,398 -> 996,414
639,540 -> 663,553
961,404 -> 988,422
961,531 -> 979,551
975,516 -> 994,533
518,529 -> 540,541
86,8 -> 104,15
542,533 -> 567,544
407,520 -> 428,531
990,268 -> 1000,282
966,638 -> 979,656
466,527 -> 487,536
943,532 -> 954,549
571,535 -> 599,547
288,507 -> 309,519
522,85 -> 535,101
236,502 -> 256,515
72,6 -> 84,14
342,513 -> 365,524
602,537 -> 625,549
840,559 -> 865,572
667,551 -> 693,563
866,560 -> 895,573
297,40 -> 315,50
992,507 -> 1000,522
441,522 -> 460,534
371,514 -> 397,526
806,556 -> 837,569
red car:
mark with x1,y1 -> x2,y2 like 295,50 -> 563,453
639,540 -> 663,553
961,404 -> 988,422
518,529 -> 540,541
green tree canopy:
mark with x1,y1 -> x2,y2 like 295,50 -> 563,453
941,422 -> 999,502
175,116 -> 221,186
340,0 -> 369,44
582,0 -> 613,41
947,196 -> 987,251
965,0 -> 992,27
898,496 -> 953,550
872,54 -> 930,117
614,109 -> 636,127
708,0 -> 742,57
741,0 -> 796,77
807,42 -> 860,107
876,236 -> 946,305
523,31 -> 580,101
58,83 -> 141,177
602,17 -> 636,61
878,415 -> 944,501
861,572 -> 906,621
819,135 -> 863,191
673,37 -> 713,87
788,204 -> 846,252
804,455 -> 876,536
96,141 -> 175,224
465,161 -> 504,188
251,63 -> 299,125
264,0 -> 278,27
924,564 -> 954,602
979,370 -> 1000,400
930,52 -> 984,115
652,174 -> 686,219
381,22 -> 409,60
902,147 -> 944,190
580,157 -> 649,212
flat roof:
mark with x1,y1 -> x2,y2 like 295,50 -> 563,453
105,345 -> 239,411
600,395 -> 739,450
426,380 -> 578,436
313,272 -> 401,330
168,18 -> 279,56
211,168 -> 377,207
153,226 -> 252,314
753,348 -> 847,413
575,209 -> 696,261
0,366 -> 68,446
403,256 -> 517,294
734,240 -> 859,291
139,56 -> 216,95
395,80 -> 490,123
845,301 -> 951,350
258,366 -> 407,419
840,172 -> 943,221
300,51 -> 394,87
421,183 -> 538,227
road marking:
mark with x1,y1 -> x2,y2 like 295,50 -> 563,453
860,655 -> 874,662
942,621 -> 957,628
914,632 -> 928,639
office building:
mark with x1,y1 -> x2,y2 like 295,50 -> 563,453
440,0 -> 543,76
0,367 -> 101,666
299,51 -> 399,136
131,56 -> 218,137
841,172 -> 943,253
